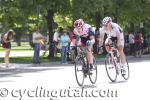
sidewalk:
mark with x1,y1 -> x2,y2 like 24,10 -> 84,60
0,51 -> 34,57
0,54 -> 150,69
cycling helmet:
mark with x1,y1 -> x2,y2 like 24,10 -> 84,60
102,17 -> 112,26
74,19 -> 84,28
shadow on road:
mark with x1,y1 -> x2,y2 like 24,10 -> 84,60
0,66 -> 64,79
109,80 -> 128,84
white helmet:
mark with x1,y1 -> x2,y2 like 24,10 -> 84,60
74,19 -> 84,28
102,17 -> 112,25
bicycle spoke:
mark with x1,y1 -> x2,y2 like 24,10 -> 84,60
89,57 -> 97,84
75,58 -> 85,86
105,54 -> 117,82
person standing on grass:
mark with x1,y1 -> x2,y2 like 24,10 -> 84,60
2,29 -> 14,68
60,29 -> 70,64
128,32 -> 135,56
32,29 -> 43,64
135,32 -> 142,57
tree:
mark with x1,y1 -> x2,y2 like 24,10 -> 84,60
0,0 -> 37,45
36,0 -> 71,58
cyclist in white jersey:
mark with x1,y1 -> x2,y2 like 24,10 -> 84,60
73,19 -> 95,70
99,17 -> 127,73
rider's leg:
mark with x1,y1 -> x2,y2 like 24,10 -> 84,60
86,36 -> 95,69
86,45 -> 93,65
118,45 -> 127,75
118,45 -> 126,65
104,37 -> 112,53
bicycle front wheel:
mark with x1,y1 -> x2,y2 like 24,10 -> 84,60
105,54 -> 117,82
75,57 -> 85,86
89,56 -> 97,84
122,59 -> 130,80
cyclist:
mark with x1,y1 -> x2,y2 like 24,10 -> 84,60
99,17 -> 127,75
73,19 -> 95,72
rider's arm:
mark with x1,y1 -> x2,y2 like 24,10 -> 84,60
116,32 -> 121,46
88,28 -> 95,44
99,28 -> 105,47
72,29 -> 79,46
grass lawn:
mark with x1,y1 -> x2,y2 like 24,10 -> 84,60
0,42 -> 32,52
0,56 -> 60,64
0,42 -> 106,64
0,54 -> 106,64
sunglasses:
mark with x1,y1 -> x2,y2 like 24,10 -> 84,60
75,23 -> 83,27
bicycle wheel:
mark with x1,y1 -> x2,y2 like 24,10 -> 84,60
105,54 -> 117,82
75,57 -> 85,86
89,56 -> 97,84
122,59 -> 130,80
71,49 -> 76,63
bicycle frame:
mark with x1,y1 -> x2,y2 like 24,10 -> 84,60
105,43 -> 130,82
107,44 -> 121,74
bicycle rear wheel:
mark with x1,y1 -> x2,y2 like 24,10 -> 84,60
122,59 -> 130,80
75,57 -> 85,86
89,56 -> 97,84
105,54 -> 117,82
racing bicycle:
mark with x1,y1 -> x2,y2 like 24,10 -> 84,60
74,45 -> 97,86
105,43 -> 130,82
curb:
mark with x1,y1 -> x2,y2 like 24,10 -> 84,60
0,54 -> 150,68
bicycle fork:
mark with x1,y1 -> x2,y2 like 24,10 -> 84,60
110,53 -> 120,75
82,57 -> 89,76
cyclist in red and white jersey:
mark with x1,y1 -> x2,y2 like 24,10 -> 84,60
73,19 -> 95,70
99,17 -> 127,74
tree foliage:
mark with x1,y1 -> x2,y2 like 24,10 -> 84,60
0,0 -> 150,57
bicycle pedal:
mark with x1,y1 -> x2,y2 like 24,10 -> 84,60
89,72 -> 93,75
109,66 -> 114,69
121,69 -> 126,76
84,74 -> 87,77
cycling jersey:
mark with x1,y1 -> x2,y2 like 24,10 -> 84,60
100,22 -> 125,47
73,23 -> 94,46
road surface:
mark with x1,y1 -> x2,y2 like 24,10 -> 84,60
0,55 -> 149,100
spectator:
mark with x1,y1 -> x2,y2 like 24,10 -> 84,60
32,29 -> 43,64
29,32 -> 34,48
94,28 -> 101,54
140,33 -> 144,54
2,29 -> 14,67
147,34 -> 150,52
128,32 -> 135,56
68,27 -> 76,63
60,29 -> 70,64
53,27 -> 63,56
143,35 -> 149,54
42,32 -> 49,56
53,28 -> 59,45
0,34 -> 2,47
135,32 -> 142,57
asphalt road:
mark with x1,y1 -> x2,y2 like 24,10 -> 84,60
0,54 -> 149,100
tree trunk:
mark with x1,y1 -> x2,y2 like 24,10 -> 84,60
14,28 -> 22,46
130,22 -> 135,33
95,12 -> 101,29
46,9 -> 54,58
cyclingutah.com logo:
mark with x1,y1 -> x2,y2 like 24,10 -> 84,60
0,86 -> 118,100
